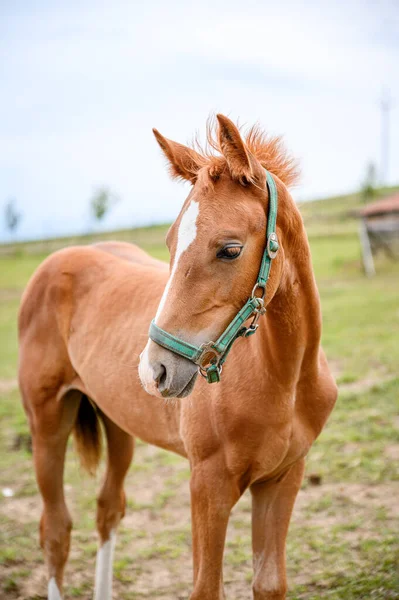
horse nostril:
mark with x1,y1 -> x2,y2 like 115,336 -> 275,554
154,363 -> 167,389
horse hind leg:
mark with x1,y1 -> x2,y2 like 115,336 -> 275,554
22,375 -> 132,599
24,388 -> 83,599
22,384 -> 104,599
94,412 -> 134,600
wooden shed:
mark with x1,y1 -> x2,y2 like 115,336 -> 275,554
358,193 -> 399,276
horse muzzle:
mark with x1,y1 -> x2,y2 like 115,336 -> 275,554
139,340 -> 199,398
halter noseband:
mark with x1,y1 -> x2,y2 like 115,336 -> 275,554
148,170 -> 279,384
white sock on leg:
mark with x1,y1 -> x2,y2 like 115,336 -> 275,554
93,529 -> 116,600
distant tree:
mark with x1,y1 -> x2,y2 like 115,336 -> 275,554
361,163 -> 377,204
90,187 -> 119,222
4,198 -> 22,234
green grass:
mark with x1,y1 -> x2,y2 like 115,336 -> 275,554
0,253 -> 49,290
313,237 -> 399,381
0,298 -> 20,379
0,193 -> 398,598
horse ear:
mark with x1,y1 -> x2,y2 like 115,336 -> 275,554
152,129 -> 203,184
216,114 -> 263,184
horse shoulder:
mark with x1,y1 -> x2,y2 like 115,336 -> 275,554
292,349 -> 338,452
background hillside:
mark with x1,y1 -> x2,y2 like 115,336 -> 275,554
1,184 -> 399,257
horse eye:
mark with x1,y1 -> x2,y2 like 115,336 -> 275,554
217,245 -> 243,260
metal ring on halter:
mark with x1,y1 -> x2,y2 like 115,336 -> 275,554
196,341 -> 222,368
251,282 -> 266,299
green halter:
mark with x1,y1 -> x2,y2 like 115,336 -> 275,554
149,170 -> 279,384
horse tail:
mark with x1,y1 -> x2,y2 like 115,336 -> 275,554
73,394 -> 103,475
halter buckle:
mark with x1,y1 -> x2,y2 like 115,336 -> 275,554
248,298 -> 267,333
196,341 -> 222,369
238,297 -> 267,338
267,232 -> 279,259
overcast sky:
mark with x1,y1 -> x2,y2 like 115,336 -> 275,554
1,0 -> 398,241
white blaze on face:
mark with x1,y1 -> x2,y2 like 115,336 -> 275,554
138,339 -> 156,394
138,199 -> 199,394
155,200 -> 199,323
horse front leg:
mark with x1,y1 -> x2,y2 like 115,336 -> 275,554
189,456 -> 240,600
250,459 -> 305,600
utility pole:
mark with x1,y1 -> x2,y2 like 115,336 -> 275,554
380,89 -> 392,185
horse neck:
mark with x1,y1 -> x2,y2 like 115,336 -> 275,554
259,196 -> 321,382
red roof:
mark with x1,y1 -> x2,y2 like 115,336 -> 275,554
359,193 -> 399,217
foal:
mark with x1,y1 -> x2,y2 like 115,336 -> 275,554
18,114 -> 337,599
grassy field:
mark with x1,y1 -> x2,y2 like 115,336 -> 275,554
0,190 -> 398,599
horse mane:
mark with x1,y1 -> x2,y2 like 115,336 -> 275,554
192,117 -> 300,188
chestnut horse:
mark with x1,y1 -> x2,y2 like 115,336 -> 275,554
18,115 -> 337,599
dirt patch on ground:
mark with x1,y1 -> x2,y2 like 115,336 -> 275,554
339,373 -> 394,395
1,496 -> 42,525
324,362 -> 394,396
0,288 -> 22,302
385,444 -> 399,462
0,379 -> 18,394
295,481 -> 399,518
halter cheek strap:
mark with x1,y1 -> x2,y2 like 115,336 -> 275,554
149,170 -> 279,384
